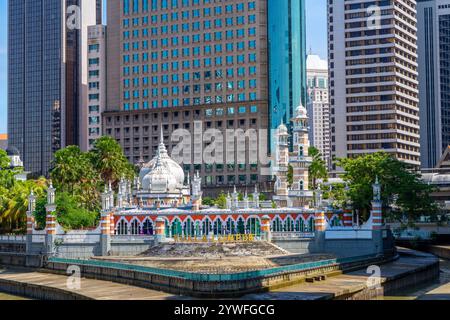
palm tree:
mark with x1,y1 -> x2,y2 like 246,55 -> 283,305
89,136 -> 134,188
308,146 -> 328,190
0,178 -> 47,232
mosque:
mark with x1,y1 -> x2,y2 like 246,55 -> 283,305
109,104 -> 345,238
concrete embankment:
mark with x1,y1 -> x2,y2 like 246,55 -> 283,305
0,249 -> 439,300
0,267 -> 179,300
243,248 -> 440,300
42,254 -> 397,298
427,245 -> 450,260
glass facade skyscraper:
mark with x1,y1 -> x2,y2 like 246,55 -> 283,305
268,0 -> 307,148
418,0 -> 450,168
8,0 -> 98,176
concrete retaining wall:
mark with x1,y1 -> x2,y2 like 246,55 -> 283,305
111,241 -> 154,256
0,278 -> 90,300
427,245 -> 450,260
44,255 -> 394,298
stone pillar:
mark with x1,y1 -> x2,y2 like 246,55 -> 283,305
343,208 -> 353,227
155,218 -> 166,244
45,210 -> 57,256
313,211 -> 327,253
110,214 -> 115,235
100,211 -> 111,256
371,200 -> 384,256
26,192 -> 36,255
261,215 -> 272,242
371,201 -> 383,230
45,181 -> 57,256
314,211 -> 327,232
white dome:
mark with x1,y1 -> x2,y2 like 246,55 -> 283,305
294,103 -> 308,119
139,131 -> 185,193
142,158 -> 179,193
277,124 -> 289,135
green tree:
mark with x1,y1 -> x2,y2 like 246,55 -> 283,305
0,178 -> 47,232
215,192 -> 228,209
202,197 -> 215,207
0,149 -> 10,169
90,136 -> 135,187
322,183 -> 350,209
308,146 -> 328,190
34,192 -> 99,230
51,146 -> 101,211
336,152 -> 437,222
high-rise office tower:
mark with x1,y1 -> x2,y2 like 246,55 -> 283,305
306,54 -> 331,168
96,0 -> 103,24
104,0 -> 307,194
417,0 -> 450,168
8,0 -> 98,176
328,0 -> 420,168
82,25 -> 107,151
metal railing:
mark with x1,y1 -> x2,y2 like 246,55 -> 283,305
112,235 -> 155,242
272,232 -> 315,239
54,234 -> 101,244
0,235 -> 26,242
48,254 -> 378,282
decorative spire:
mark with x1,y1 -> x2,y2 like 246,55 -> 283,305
47,180 -> 55,205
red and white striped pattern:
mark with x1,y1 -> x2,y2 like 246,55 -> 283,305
371,201 -> 383,230
343,209 -> 353,227
110,213 -> 115,235
46,214 -> 56,235
26,215 -> 34,235
261,216 -> 271,233
101,212 -> 111,235
315,211 -> 327,231
155,218 -> 165,236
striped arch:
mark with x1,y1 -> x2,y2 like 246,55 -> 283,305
116,217 -> 129,235
305,215 -> 315,232
129,217 -> 141,235
295,215 -> 307,232
329,214 -> 343,227
142,217 -> 154,235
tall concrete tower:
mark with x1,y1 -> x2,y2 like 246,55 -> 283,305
328,0 -> 420,168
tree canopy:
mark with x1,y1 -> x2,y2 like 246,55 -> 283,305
0,150 -> 47,233
336,152 -> 437,223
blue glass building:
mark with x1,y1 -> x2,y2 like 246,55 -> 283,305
268,0 -> 307,151
8,0 -> 99,176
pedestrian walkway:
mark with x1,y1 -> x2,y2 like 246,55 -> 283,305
0,268 -> 183,300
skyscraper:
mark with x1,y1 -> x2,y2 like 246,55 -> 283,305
328,0 -> 420,168
306,54 -> 331,168
104,0 -> 307,194
82,24 -> 107,151
417,0 -> 450,168
8,0 -> 98,176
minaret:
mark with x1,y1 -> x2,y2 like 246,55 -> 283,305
289,103 -> 314,208
273,124 -> 290,207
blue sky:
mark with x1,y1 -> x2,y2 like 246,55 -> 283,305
0,0 -> 327,134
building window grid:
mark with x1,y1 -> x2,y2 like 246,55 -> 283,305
120,1 -> 260,110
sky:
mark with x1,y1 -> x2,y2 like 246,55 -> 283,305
0,0 -> 327,134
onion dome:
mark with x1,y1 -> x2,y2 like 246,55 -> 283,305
277,123 -> 289,136
139,128 -> 185,192
294,103 -> 308,119
6,146 -> 20,157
